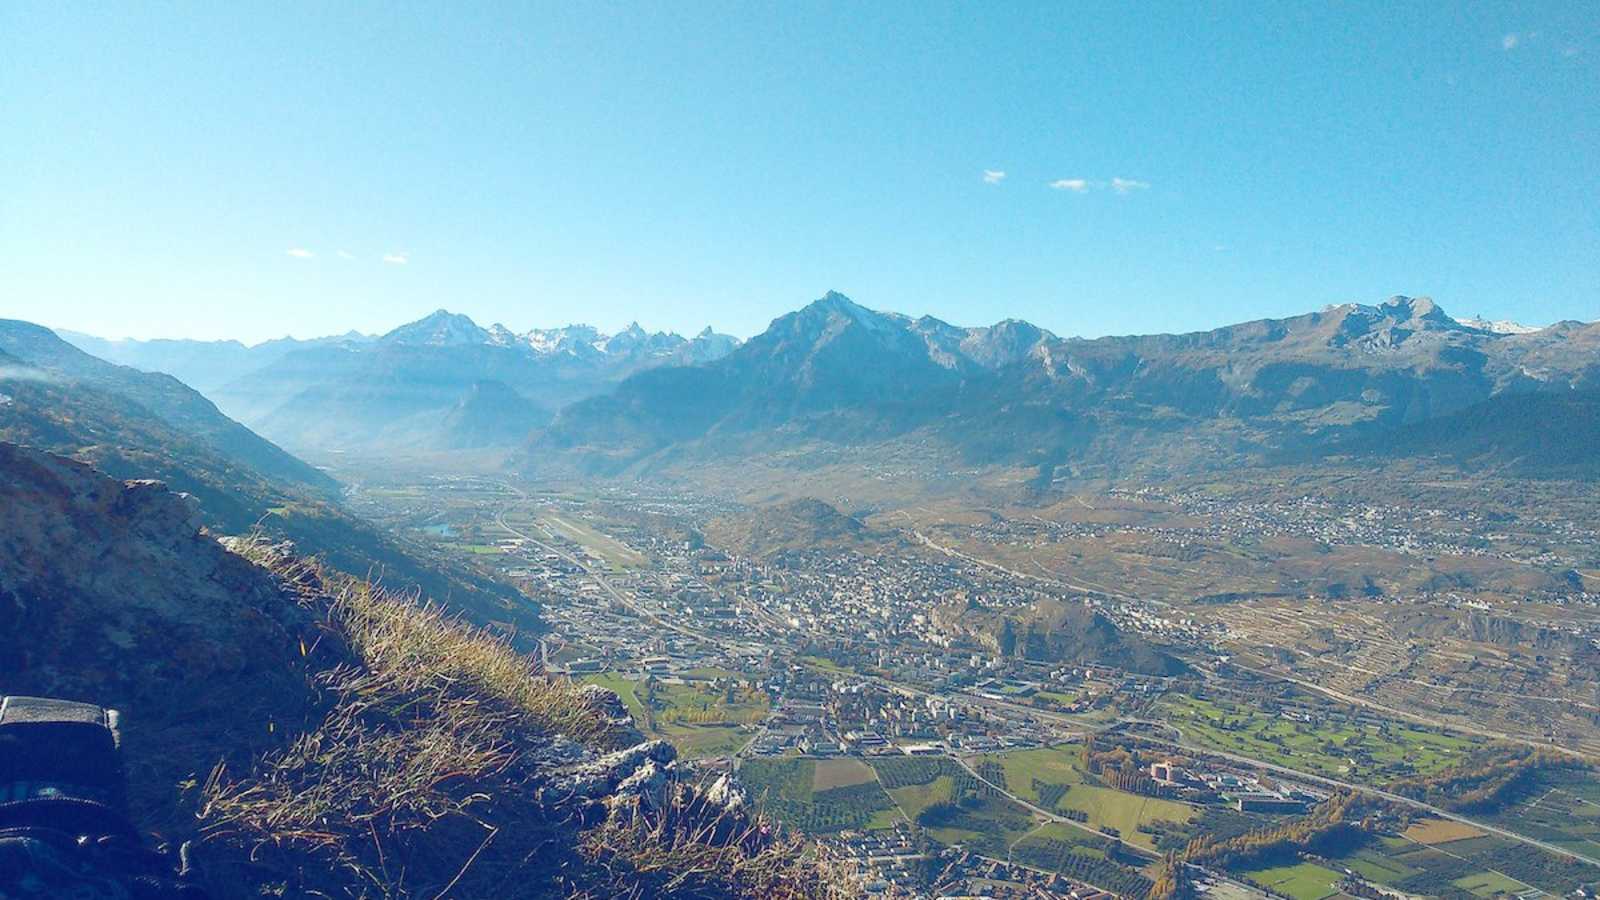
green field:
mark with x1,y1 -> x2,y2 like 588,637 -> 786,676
886,774 -> 955,821
580,672 -> 648,722
1329,840 -> 1423,885
581,673 -> 768,759
1009,823 -> 1158,896
1319,832 -> 1597,899
1158,693 -> 1476,783
1239,861 -> 1343,900
739,758 -> 900,833
866,756 -> 1038,858
1476,768 -> 1600,860
1035,690 -> 1077,707
797,655 -> 856,675
1452,870 -> 1531,896
968,744 -> 1199,851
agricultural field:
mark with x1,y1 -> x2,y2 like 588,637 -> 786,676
966,744 -> 1200,852
581,673 -> 768,759
1473,767 -> 1600,861
867,756 -> 1038,858
1402,818 -> 1485,845
1157,693 -> 1477,784
579,672 -> 648,723
1010,823 -> 1155,898
1318,831 -> 1600,899
739,758 -> 900,833
811,757 -> 878,791
1236,861 -> 1343,900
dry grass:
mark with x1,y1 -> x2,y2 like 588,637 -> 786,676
578,788 -> 861,900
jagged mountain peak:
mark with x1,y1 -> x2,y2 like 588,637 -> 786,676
381,309 -> 490,346
486,323 -> 517,345
1380,294 -> 1453,325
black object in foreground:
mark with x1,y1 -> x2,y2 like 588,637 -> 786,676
0,695 -> 209,899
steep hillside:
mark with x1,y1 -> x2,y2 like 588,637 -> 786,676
1,318 -> 336,493
432,378 -> 552,449
1338,390 -> 1600,477
705,497 -> 889,557
0,334 -> 533,632
528,293 -> 1600,479
932,597 -> 1187,676
0,442 -> 852,900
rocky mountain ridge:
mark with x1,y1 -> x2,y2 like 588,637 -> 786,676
530,291 -> 1600,479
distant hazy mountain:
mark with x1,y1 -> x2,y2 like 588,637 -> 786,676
59,329 -> 374,394
529,292 -> 1600,478
204,310 -> 741,454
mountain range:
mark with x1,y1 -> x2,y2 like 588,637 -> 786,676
529,292 -> 1600,479
65,313 -> 740,454
52,292 -> 1600,481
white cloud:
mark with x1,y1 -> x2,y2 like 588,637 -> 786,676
286,247 -> 314,258
982,169 -> 1006,184
1110,177 -> 1150,194
337,249 -> 356,260
1502,33 -> 1519,50
0,365 -> 56,384
382,253 -> 409,265
1049,178 -> 1089,192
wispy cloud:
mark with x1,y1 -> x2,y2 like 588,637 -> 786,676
1049,178 -> 1089,193
982,169 -> 1006,184
382,253 -> 409,265
286,247 -> 314,259
1502,33 -> 1520,50
337,249 -> 356,260
1111,177 -> 1150,194
0,365 -> 56,384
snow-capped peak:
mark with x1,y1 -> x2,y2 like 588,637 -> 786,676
1460,316 -> 1541,335
380,309 -> 492,346
376,311 -> 740,363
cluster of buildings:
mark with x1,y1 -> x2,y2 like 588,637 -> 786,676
1146,759 -> 1318,813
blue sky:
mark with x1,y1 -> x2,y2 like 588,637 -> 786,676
2,2 -> 1596,343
